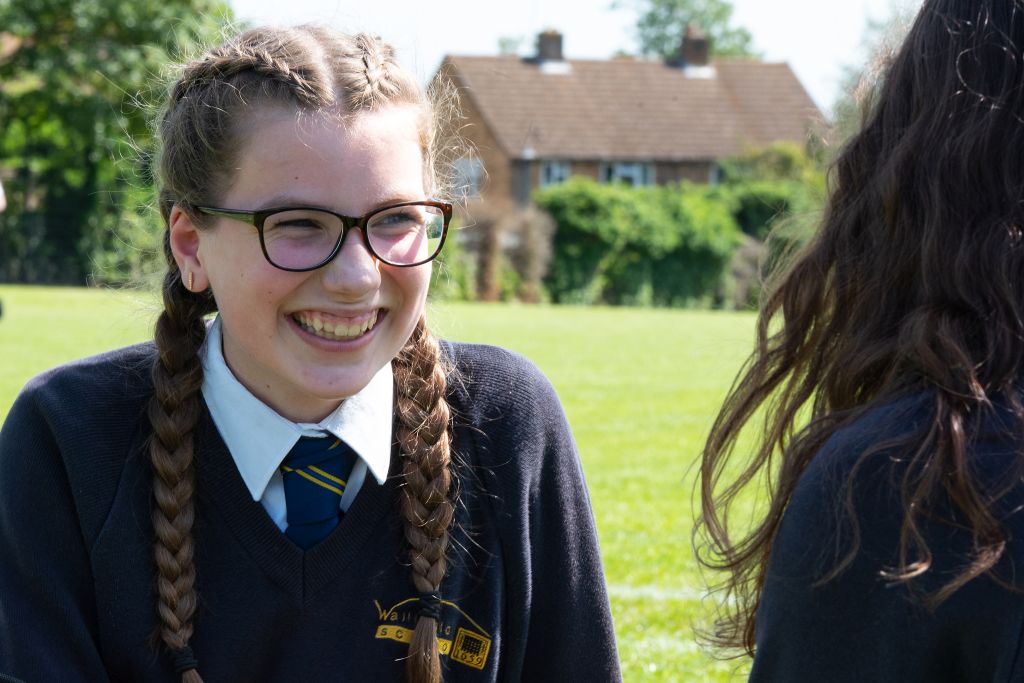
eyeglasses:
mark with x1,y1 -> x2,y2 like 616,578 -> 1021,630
194,200 -> 452,271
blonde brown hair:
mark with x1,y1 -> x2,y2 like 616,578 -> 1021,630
152,26 -> 455,682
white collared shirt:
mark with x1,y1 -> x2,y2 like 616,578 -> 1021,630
200,316 -> 393,531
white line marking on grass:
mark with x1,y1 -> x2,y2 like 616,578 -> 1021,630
606,584 -> 705,601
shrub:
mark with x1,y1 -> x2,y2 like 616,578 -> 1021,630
429,217 -> 476,302
535,177 -> 741,306
728,179 -> 818,240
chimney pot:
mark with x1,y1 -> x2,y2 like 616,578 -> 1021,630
680,24 -> 710,67
537,30 -> 563,62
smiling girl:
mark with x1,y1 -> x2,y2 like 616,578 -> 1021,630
0,26 -> 620,682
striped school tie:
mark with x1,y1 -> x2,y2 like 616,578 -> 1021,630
280,435 -> 358,549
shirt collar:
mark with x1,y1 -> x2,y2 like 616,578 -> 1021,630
200,316 -> 393,501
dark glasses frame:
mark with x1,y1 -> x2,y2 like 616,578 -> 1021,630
193,199 -> 453,271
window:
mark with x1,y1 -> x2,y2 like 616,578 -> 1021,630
540,160 -> 571,187
453,157 -> 484,199
708,163 -> 721,186
600,162 -> 655,186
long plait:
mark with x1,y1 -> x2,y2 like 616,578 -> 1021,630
147,234 -> 216,683
393,318 -> 455,683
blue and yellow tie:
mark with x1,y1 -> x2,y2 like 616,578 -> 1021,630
280,435 -> 358,550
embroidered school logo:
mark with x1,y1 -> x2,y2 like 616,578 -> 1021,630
372,598 -> 493,671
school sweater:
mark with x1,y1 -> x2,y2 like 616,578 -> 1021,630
0,341 -> 621,682
750,392 -> 1024,682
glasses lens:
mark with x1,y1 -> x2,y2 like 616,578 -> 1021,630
366,203 -> 445,265
262,209 -> 343,270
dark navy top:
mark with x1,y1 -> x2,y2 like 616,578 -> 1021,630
751,392 -> 1024,682
0,341 -> 621,682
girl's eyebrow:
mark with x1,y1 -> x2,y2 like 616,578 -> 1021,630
253,194 -> 429,214
252,193 -> 329,210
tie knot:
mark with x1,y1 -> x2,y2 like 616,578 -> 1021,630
284,435 -> 348,468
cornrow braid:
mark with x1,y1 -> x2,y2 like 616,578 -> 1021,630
172,42 -> 327,106
393,318 -> 455,683
148,236 -> 216,683
357,34 -> 388,93
326,32 -> 412,111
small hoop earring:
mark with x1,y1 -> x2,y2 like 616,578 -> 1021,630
187,272 -> 194,292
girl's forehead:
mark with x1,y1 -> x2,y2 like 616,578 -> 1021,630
241,104 -> 424,143
225,104 -> 428,209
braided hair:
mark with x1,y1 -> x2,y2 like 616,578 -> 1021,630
153,26 -> 457,682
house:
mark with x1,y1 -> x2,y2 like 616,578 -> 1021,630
435,29 -> 824,208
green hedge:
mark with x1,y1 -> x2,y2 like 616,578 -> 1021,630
727,179 -> 819,240
535,178 -> 741,306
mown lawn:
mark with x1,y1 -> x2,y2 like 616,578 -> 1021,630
0,284 -> 756,682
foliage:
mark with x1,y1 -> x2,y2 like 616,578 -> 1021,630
708,142 -> 827,307
506,205 -> 555,303
718,142 -> 826,239
718,141 -> 824,187
428,218 -> 476,302
0,0 -> 233,284
535,177 -> 741,306
829,4 -> 917,146
726,180 -> 814,240
450,202 -> 554,303
624,0 -> 758,59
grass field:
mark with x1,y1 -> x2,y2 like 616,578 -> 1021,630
0,284 -> 757,681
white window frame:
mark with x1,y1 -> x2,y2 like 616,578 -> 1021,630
600,161 -> 655,186
708,163 -> 721,186
540,160 -> 571,187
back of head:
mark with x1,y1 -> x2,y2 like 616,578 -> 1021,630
698,0 -> 1024,655
820,0 -> 1024,404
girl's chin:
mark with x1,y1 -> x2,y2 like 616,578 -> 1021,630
264,380 -> 367,423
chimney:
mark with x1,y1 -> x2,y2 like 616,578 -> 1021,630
537,30 -> 563,62
680,25 -> 710,67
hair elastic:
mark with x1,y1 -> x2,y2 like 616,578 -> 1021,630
170,645 -> 199,673
417,592 -> 442,620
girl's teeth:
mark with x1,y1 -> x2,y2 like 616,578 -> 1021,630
295,312 -> 378,340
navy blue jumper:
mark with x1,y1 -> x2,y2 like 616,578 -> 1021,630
0,341 -> 621,682
751,392 -> 1024,682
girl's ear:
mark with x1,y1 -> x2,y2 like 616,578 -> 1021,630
168,205 -> 211,292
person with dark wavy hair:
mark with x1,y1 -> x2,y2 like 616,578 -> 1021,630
697,1 -> 1024,680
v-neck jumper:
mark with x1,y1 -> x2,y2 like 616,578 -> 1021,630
0,341 -> 621,682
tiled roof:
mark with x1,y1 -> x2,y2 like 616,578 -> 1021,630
441,55 -> 824,161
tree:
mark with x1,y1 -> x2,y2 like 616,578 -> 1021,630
625,0 -> 758,59
830,3 -> 917,145
0,0 -> 233,284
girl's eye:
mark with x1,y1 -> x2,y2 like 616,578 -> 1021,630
266,211 -> 334,233
277,219 -> 320,229
371,210 -> 420,228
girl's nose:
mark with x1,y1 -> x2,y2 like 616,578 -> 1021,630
320,227 -> 381,297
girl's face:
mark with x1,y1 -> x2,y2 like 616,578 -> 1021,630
170,105 -> 432,422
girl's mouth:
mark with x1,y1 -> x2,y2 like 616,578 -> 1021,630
292,309 -> 380,341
